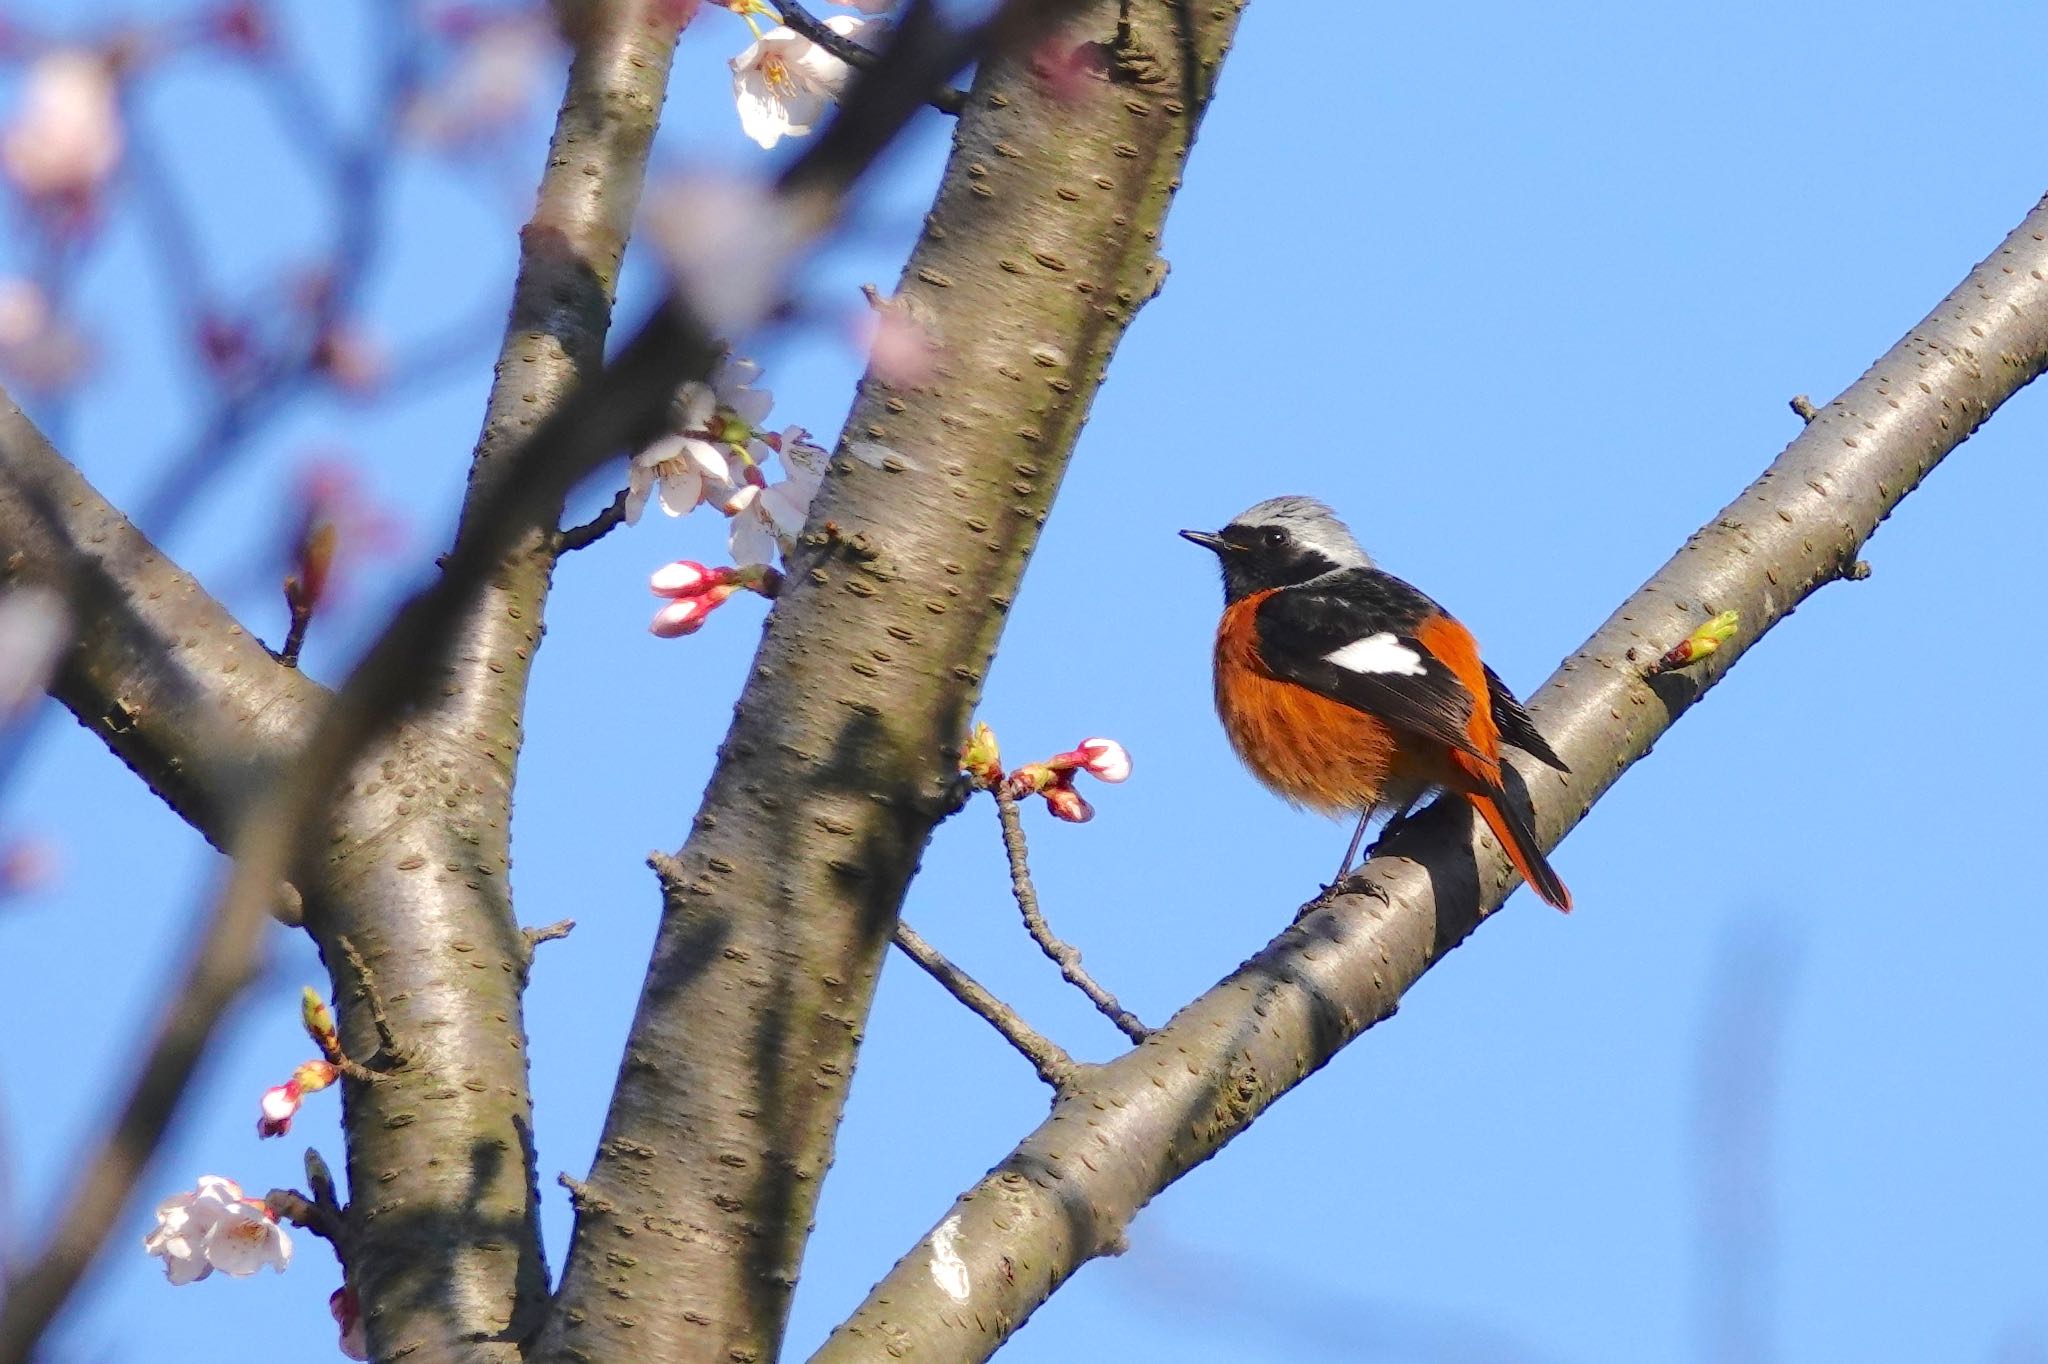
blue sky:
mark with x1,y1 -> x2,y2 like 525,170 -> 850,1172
3,2 -> 2047,1361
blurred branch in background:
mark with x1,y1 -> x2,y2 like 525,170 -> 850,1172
1116,1229 -> 1580,1364
1692,919 -> 1800,1364
0,2 -> 544,814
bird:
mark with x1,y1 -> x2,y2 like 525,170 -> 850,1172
1181,495 -> 1572,911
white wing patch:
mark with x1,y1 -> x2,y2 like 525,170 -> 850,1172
1325,632 -> 1427,677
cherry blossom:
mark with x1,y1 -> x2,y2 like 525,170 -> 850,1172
729,16 -> 882,150
143,1177 -> 290,1282
626,433 -> 734,524
0,49 -> 123,211
0,278 -> 92,391
727,428 -> 825,567
646,175 -> 824,336
626,355 -> 776,524
0,585 -> 68,722
203,1198 -> 293,1277
143,1177 -> 242,1285
406,16 -> 554,147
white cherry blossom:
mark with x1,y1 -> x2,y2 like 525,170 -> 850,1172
626,433 -> 734,524
0,50 -> 122,206
202,1199 -> 292,1277
729,16 -> 881,149
726,428 -> 826,567
143,1177 -> 289,1283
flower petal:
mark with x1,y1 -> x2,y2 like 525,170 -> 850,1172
677,435 -> 733,482
729,514 -> 779,568
656,466 -> 704,517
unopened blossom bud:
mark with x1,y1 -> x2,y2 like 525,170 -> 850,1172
1046,736 -> 1132,783
649,585 -> 734,638
1074,737 -> 1131,783
960,722 -> 1002,788
1003,763 -> 1056,799
1649,609 -> 1739,675
258,1081 -> 301,1138
650,559 -> 732,598
331,1286 -> 368,1360
284,521 -> 337,620
300,987 -> 338,1051
1042,781 -> 1095,824
292,1059 -> 339,1094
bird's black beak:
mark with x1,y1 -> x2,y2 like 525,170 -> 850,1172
1179,528 -> 1229,553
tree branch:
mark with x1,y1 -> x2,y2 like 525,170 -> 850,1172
535,3 -> 1245,1359
778,0 -> 966,114
809,191 -> 2048,1362
996,788 -> 1148,1043
303,7 -> 686,1360
0,836 -> 284,1364
0,395 -> 323,849
893,921 -> 1077,1090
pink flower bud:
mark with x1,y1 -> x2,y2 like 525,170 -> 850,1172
651,581 -> 740,637
257,1081 -> 301,1138
331,1286 -> 368,1360
649,559 -> 726,597
1042,782 -> 1095,824
1075,737 -> 1131,783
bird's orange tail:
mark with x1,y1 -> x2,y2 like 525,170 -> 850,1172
1468,790 -> 1572,912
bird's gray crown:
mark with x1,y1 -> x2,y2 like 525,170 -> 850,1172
1227,495 -> 1371,569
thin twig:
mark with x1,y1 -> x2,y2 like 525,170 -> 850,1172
279,596 -> 313,668
778,0 -> 966,114
893,921 -> 1076,1089
523,918 -> 577,954
993,787 -> 1149,1044
335,934 -> 405,1066
265,1188 -> 347,1247
558,490 -> 628,552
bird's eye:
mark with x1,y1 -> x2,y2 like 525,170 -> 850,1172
1261,526 -> 1288,548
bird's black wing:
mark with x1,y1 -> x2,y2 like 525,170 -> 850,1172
1254,568 -> 1485,764
1484,664 -> 1570,772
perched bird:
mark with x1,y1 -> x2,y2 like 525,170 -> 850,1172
1181,496 -> 1572,910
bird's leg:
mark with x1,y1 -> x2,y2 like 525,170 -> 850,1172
1317,809 -> 1375,898
1367,796 -> 1420,857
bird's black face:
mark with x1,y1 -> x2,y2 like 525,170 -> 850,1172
1179,520 -> 1346,603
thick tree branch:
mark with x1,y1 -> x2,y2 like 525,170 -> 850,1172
536,3 -> 1246,1360
304,7 -> 685,1361
0,395 -> 323,848
810,193 -> 2048,1362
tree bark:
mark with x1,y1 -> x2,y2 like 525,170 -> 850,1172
533,4 -> 1249,1361
809,194 -> 2048,1362
307,10 -> 681,1361
0,397 -> 322,847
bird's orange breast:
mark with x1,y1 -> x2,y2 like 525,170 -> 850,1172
1214,592 -> 1398,815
